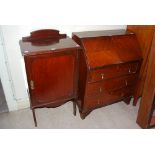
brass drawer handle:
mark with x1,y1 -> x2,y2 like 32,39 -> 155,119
129,69 -> 131,74
129,68 -> 137,74
30,80 -> 35,90
101,73 -> 104,79
129,65 -> 138,74
132,70 -> 137,74
125,80 -> 128,86
99,87 -> 102,93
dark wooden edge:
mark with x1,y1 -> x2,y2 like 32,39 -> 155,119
149,116 -> 155,128
72,30 -> 134,39
31,97 -> 76,109
148,97 -> 155,128
72,34 -> 89,112
133,60 -> 143,106
72,34 -> 91,70
23,47 -> 81,56
89,59 -> 143,71
78,96 -> 134,119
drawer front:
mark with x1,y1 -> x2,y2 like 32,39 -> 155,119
83,86 -> 134,112
86,74 -> 138,96
89,62 -> 139,83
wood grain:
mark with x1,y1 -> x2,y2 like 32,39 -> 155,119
20,29 -> 80,126
137,32 -> 155,128
127,26 -> 155,105
73,30 -> 142,119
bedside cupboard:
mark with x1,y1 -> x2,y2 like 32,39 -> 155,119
20,29 -> 81,126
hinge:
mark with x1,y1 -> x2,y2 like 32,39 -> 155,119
30,80 -> 35,90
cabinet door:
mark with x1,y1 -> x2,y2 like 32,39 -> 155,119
25,51 -> 77,107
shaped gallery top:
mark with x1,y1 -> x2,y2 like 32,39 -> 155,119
20,29 -> 80,56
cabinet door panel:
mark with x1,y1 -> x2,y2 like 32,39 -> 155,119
26,52 -> 75,107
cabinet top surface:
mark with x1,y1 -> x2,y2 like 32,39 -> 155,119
73,29 -> 142,69
72,29 -> 133,38
20,38 -> 80,55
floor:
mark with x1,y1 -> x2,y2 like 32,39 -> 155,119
0,100 -> 141,129
0,80 -> 8,113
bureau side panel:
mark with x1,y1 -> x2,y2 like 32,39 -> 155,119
77,49 -> 88,111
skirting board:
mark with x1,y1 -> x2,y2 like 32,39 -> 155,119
17,98 -> 30,110
6,98 -> 30,112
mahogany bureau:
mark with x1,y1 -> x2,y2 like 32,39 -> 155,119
72,29 -> 142,119
20,29 -> 81,126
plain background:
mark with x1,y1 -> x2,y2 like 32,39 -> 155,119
0,0 -> 155,155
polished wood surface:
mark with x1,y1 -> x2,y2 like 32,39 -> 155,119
89,62 -> 140,82
20,38 -> 80,56
84,86 -> 135,112
24,51 -> 76,108
20,29 -> 81,126
73,31 -> 141,69
72,29 -> 131,38
137,32 -> 155,128
86,74 -> 138,96
127,26 -> 155,105
73,30 -> 142,119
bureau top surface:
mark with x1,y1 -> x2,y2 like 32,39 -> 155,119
72,29 -> 133,38
19,37 -> 80,56
73,30 -> 142,69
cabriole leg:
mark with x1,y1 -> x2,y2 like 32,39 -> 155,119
32,109 -> 37,127
133,97 -> 139,106
124,97 -> 132,105
73,101 -> 76,116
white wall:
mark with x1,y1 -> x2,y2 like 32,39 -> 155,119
0,30 -> 17,111
0,25 -> 127,111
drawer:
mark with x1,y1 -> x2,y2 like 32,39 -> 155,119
83,86 -> 134,112
104,86 -> 135,99
86,74 -> 138,96
89,62 -> 139,83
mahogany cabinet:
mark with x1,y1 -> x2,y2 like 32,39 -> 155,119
136,30 -> 155,128
127,26 -> 155,105
72,30 -> 142,119
20,29 -> 81,126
